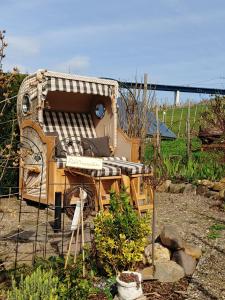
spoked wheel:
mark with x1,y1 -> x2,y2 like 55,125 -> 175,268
63,183 -> 95,220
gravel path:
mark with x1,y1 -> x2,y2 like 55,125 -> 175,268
156,192 -> 225,300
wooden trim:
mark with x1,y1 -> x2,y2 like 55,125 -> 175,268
21,193 -> 48,204
116,128 -> 141,162
20,119 -> 57,204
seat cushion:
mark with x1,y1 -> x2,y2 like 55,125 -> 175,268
56,158 -> 121,177
103,158 -> 151,175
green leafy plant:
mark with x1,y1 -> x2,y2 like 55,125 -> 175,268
208,223 -> 225,240
7,267 -> 59,300
33,256 -> 113,300
94,189 -> 151,275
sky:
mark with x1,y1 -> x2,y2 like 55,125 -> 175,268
1,0 -> 225,103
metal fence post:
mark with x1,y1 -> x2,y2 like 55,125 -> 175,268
54,192 -> 62,232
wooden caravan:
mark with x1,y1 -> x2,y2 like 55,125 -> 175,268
17,70 -> 153,215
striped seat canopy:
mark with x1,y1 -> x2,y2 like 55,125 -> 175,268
42,71 -> 118,99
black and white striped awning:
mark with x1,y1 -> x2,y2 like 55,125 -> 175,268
42,73 -> 118,98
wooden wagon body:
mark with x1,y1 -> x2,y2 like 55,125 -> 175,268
17,70 -> 153,214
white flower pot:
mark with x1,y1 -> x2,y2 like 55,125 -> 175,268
116,271 -> 143,300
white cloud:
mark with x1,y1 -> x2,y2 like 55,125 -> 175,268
56,56 -> 90,73
8,35 -> 40,56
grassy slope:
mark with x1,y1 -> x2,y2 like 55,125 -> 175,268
158,104 -> 207,137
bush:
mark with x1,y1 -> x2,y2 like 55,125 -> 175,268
7,267 -> 59,300
94,190 -> 151,275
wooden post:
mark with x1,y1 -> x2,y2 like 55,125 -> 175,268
171,105 -> 175,127
155,104 -> 160,155
140,73 -> 148,161
178,108 -> 183,138
193,104 -> 198,125
152,189 -> 156,270
187,100 -> 191,161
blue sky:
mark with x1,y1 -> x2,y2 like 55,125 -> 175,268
1,0 -> 225,103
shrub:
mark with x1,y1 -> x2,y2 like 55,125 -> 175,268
7,267 -> 59,300
94,190 -> 151,275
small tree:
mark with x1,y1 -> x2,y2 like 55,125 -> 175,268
200,96 -> 225,138
94,190 -> 151,275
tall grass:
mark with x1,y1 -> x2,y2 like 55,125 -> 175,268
145,138 -> 225,182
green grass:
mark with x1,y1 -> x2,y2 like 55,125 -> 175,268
158,104 -> 207,137
145,138 -> 225,182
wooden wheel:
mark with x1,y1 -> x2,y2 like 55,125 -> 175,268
63,179 -> 96,219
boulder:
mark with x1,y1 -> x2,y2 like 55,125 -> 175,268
220,177 -> 225,183
184,243 -> 202,260
169,183 -> 186,194
183,184 -> 196,194
140,266 -> 154,281
172,250 -> 197,276
157,180 -> 171,193
212,182 -> 225,192
154,261 -> 185,282
160,225 -> 184,250
144,243 -> 170,264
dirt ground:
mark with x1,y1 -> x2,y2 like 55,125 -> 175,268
0,192 -> 224,299
156,192 -> 225,300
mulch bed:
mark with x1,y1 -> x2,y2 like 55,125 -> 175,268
88,291 -> 108,300
142,278 -> 189,300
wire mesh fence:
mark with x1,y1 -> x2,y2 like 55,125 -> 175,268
0,157 -> 96,271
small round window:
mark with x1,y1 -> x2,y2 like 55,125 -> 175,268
95,103 -> 105,119
22,95 -> 30,114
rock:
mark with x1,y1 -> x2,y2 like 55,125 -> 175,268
212,182 -> 225,191
172,250 -> 197,276
154,261 -> 185,282
184,243 -> 202,259
183,184 -> 196,194
219,189 -> 225,199
157,180 -> 171,193
200,179 -> 214,188
140,266 -> 154,281
205,190 -> 219,199
160,225 -> 184,250
144,243 -> 170,264
220,177 -> 225,183
196,185 -> 208,196
169,183 -> 186,194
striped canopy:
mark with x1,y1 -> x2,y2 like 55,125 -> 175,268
42,71 -> 118,99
